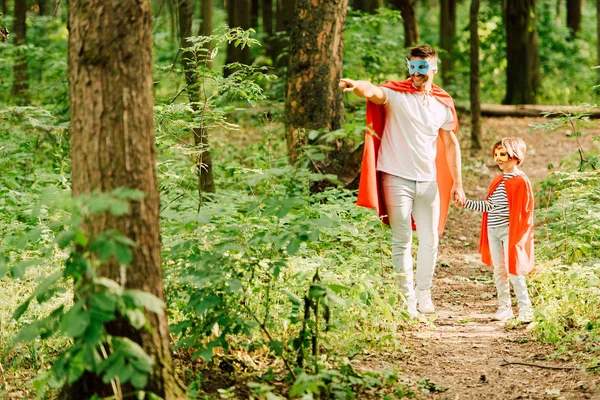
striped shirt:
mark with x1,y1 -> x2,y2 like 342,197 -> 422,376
464,172 -> 518,228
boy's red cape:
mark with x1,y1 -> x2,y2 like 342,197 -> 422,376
479,174 -> 535,276
356,79 -> 458,236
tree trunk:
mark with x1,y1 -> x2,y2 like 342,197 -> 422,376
225,0 -> 252,73
389,0 -> 419,47
566,0 -> 582,38
199,0 -> 214,70
352,0 -> 382,13
262,0 -> 274,56
502,0 -> 541,105
38,0 -> 55,16
1,0 -> 8,16
251,0 -> 259,28
440,0 -> 457,86
469,0 -> 482,151
272,0 -> 296,70
11,0 -> 28,104
65,1 -> 184,398
597,0 -> 600,85
180,0 -> 216,199
285,0 -> 348,165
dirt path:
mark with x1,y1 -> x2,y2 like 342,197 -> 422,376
369,118 -> 600,399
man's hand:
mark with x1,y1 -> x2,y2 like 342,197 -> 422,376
339,78 -> 357,92
451,183 -> 466,207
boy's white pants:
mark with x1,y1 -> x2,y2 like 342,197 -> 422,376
487,225 -> 532,311
382,173 -> 440,309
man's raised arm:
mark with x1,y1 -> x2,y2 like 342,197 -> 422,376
339,78 -> 387,105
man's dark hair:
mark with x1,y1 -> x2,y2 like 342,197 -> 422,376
409,45 -> 437,59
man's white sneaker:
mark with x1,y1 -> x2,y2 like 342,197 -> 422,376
407,305 -> 420,319
416,290 -> 435,314
517,309 -> 534,323
492,306 -> 514,321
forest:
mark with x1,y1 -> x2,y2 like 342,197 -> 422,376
0,0 -> 599,399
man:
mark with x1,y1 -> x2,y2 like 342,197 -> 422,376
339,45 -> 465,318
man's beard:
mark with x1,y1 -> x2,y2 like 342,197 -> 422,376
411,74 -> 429,88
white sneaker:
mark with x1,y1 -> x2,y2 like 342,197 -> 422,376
517,309 -> 534,323
416,290 -> 435,314
492,306 -> 514,321
407,304 -> 420,319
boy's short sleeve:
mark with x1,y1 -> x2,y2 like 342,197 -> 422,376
441,105 -> 455,131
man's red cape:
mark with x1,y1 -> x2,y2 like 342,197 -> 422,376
479,174 -> 535,276
356,79 -> 458,236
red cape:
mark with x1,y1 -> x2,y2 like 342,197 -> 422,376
479,173 -> 535,276
356,79 -> 459,236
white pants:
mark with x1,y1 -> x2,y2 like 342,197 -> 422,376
487,225 -> 532,311
382,173 -> 440,307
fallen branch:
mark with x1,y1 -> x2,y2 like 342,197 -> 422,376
455,103 -> 600,119
501,358 -> 580,371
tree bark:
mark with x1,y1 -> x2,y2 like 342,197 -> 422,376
11,0 -> 28,104
285,0 -> 348,164
566,0 -> 582,38
389,0 -> 419,47
251,0 -> 259,28
225,0 -> 252,73
469,0 -> 482,151
180,0 -> 216,199
440,0 -> 457,87
502,0 -> 541,105
199,0 -> 214,68
65,1 -> 184,398
1,0 -> 8,16
273,0 -> 296,70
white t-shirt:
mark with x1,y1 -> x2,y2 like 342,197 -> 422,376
376,87 -> 455,181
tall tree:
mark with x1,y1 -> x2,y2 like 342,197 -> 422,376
251,0 -> 259,28
1,0 -> 8,16
597,0 -> 600,84
179,0 -> 216,199
38,0 -> 55,16
285,0 -> 348,164
261,0 -> 274,56
66,1 -> 183,398
440,0 -> 457,86
566,0 -> 582,38
11,0 -> 28,104
272,0 -> 296,70
200,0 -> 214,68
503,0 -> 541,104
225,0 -> 252,71
389,0 -> 419,47
470,0 -> 482,151
352,0 -> 382,13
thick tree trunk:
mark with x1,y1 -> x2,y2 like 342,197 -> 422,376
389,0 -> 419,47
180,0 -> 216,199
251,0 -> 259,28
1,0 -> 8,16
38,0 -> 55,16
11,0 -> 28,104
285,0 -> 348,164
469,0 -> 482,151
65,1 -> 184,398
225,0 -> 252,73
502,0 -> 541,105
352,0 -> 382,13
199,0 -> 214,67
440,0 -> 457,86
566,0 -> 582,38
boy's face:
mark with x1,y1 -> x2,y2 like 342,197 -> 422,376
494,146 -> 518,171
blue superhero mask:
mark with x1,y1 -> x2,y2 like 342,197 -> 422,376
406,59 -> 437,75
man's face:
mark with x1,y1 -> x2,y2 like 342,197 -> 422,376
407,57 -> 437,87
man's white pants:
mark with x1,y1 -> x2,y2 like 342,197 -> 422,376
382,173 -> 440,309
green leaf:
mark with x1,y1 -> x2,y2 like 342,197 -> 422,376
115,244 -> 133,265
11,259 -> 42,279
124,290 -> 164,315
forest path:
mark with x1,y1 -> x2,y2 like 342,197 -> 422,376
362,117 -> 600,399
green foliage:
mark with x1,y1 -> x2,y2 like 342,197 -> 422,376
2,188 -> 162,398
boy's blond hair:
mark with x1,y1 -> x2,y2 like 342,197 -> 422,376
492,137 -> 527,166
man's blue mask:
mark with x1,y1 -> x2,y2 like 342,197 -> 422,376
406,59 -> 437,75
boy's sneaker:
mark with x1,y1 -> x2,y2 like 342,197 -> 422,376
517,309 -> 534,323
492,306 -> 514,321
416,289 -> 435,314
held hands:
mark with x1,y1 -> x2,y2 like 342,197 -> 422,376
452,183 -> 466,208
